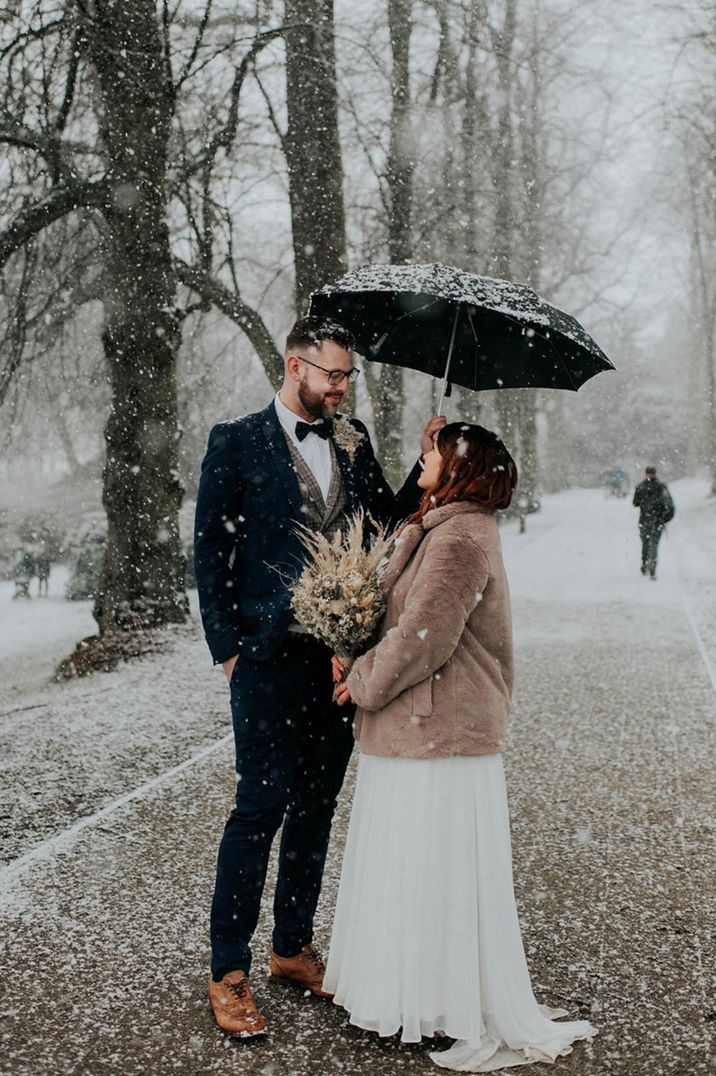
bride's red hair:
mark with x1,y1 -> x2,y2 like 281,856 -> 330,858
406,423 -> 518,526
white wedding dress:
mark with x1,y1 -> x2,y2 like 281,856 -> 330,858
324,753 -> 596,1072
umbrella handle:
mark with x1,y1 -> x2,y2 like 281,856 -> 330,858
437,304 -> 461,415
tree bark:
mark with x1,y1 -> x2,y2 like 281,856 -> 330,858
460,0 -> 485,270
489,0 -> 520,463
386,0 -> 414,265
283,0 -> 347,314
511,5 -> 543,506
83,0 -> 188,632
362,360 -> 404,488
489,0 -> 517,280
368,0 -> 416,487
543,394 -> 571,493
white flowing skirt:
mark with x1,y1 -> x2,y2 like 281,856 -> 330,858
324,753 -> 596,1073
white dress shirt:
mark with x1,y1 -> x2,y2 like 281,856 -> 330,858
274,392 -> 333,502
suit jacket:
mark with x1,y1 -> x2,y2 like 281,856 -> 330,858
194,401 -> 422,664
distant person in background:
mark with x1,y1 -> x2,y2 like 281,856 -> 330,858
632,466 -> 675,580
36,545 -> 51,597
13,548 -> 35,600
610,466 -> 628,497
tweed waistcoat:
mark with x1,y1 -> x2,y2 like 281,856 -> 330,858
283,432 -> 348,541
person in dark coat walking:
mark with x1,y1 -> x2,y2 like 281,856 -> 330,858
36,545 -> 51,597
194,315 -> 444,1038
632,466 -> 674,580
13,548 -> 35,599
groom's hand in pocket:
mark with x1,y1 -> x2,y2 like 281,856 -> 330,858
222,653 -> 240,681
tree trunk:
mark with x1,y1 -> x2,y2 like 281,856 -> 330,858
490,0 -> 516,281
461,0 -> 484,269
284,0 -> 347,314
512,7 -> 543,506
85,0 -> 187,633
367,0 -> 416,486
705,309 -> 716,494
517,392 -> 538,506
489,0 -> 520,458
363,361 -> 404,488
543,394 -> 571,493
456,384 -> 481,424
386,0 -> 414,265
53,404 -> 82,477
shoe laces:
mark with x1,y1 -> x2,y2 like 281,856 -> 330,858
304,946 -> 325,970
228,977 -> 251,1002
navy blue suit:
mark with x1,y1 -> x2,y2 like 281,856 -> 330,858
194,400 -> 422,976
194,401 -> 421,664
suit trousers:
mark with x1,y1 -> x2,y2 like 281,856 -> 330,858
639,523 -> 664,578
210,634 -> 355,978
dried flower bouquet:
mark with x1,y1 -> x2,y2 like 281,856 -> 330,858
290,510 -> 395,681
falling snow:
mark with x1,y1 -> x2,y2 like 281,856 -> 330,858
1,483 -> 714,1073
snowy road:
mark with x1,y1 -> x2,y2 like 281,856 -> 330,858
1,484 -> 715,1075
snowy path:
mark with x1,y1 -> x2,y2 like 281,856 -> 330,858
0,566 -> 95,701
1,484 -> 715,1075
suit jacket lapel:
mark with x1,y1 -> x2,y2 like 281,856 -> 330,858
260,402 -> 304,521
323,441 -> 341,519
332,440 -> 359,515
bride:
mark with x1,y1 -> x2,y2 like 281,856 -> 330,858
325,422 -> 596,1072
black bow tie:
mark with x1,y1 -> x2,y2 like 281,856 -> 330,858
295,420 -> 332,442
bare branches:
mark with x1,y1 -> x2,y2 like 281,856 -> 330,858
174,258 -> 283,388
0,178 -> 109,269
0,243 -> 35,407
53,31 -> 79,139
173,0 -> 213,92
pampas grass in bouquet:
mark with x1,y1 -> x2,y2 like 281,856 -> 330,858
290,510 -> 395,681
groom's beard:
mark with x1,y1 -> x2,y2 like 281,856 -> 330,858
298,378 -> 342,420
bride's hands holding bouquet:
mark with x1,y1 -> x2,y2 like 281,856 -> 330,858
331,655 -> 352,706
290,510 -> 394,707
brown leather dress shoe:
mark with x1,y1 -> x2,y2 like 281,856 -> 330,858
208,970 -> 267,1037
269,944 -> 333,998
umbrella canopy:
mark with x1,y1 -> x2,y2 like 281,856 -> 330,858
309,263 -> 614,400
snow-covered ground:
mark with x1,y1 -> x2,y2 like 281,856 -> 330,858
0,482 -> 714,1075
506,479 -> 716,664
0,565 -> 95,701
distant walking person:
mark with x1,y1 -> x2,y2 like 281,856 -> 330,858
632,467 -> 674,580
36,545 -> 51,597
12,548 -> 35,600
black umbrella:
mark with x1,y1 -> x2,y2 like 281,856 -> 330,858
309,263 -> 614,411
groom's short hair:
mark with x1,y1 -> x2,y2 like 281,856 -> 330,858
286,316 -> 355,356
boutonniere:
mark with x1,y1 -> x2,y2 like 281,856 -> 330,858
331,416 -> 364,462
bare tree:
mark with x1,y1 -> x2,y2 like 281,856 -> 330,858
669,4 -> 716,492
361,0 -> 415,486
0,1 -> 189,643
0,2 -> 286,666
283,0 -> 347,314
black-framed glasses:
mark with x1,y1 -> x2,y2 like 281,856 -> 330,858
295,355 -> 360,386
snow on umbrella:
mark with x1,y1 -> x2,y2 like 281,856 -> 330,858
309,263 -> 614,410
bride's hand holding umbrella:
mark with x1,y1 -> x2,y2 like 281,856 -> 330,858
420,415 -> 447,455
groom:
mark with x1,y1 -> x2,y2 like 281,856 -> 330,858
194,315 -> 443,1037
